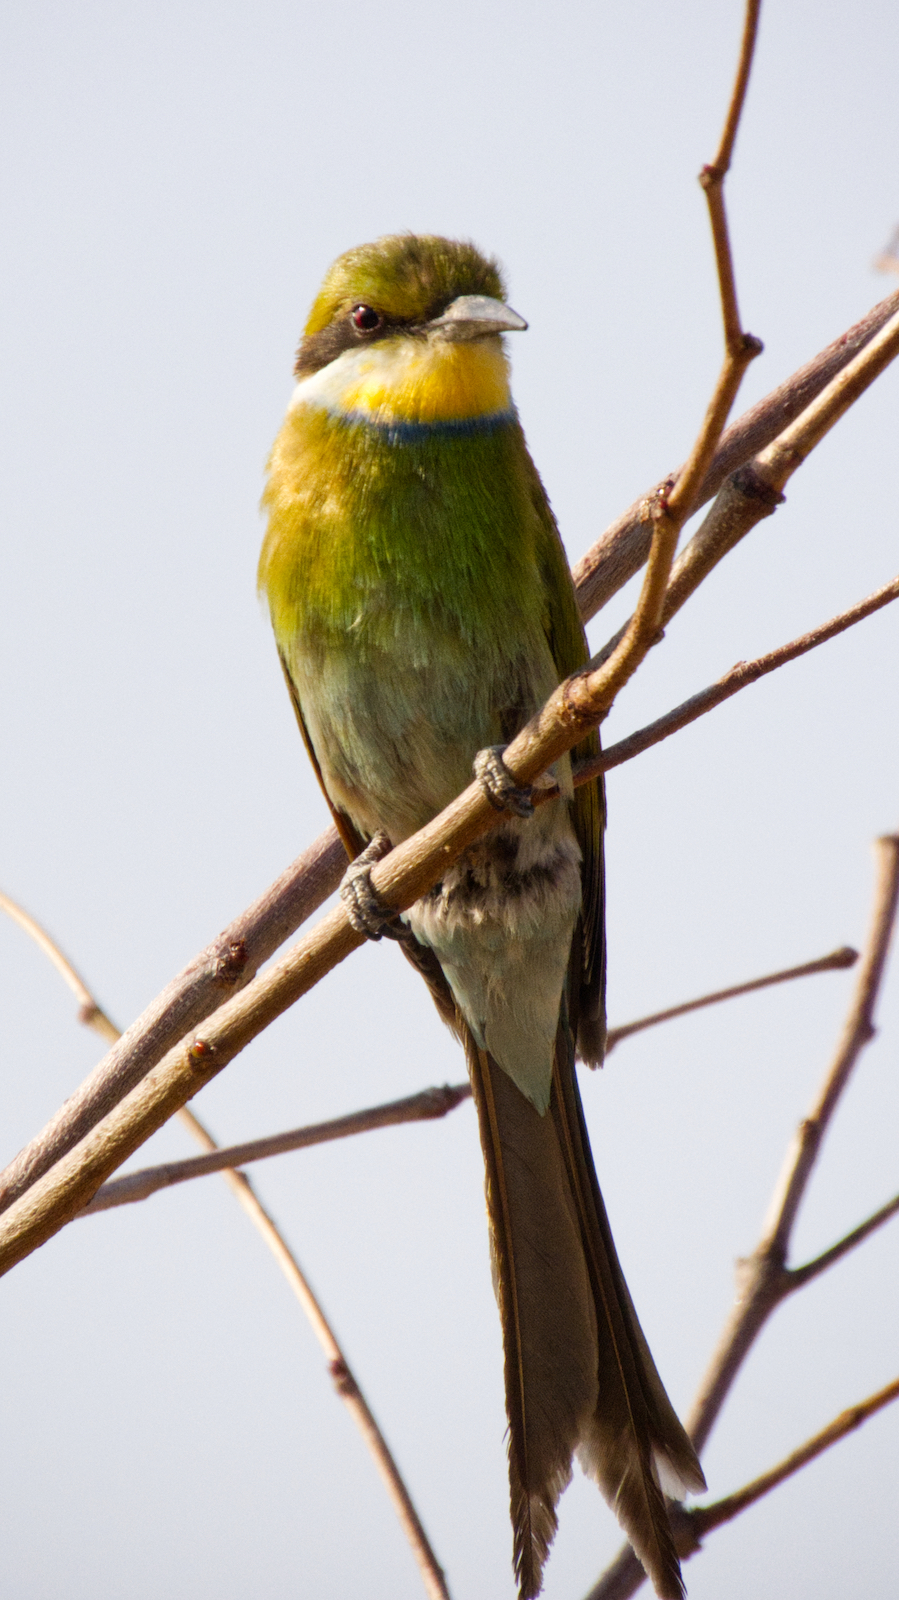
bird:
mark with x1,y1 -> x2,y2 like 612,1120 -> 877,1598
258,233 -> 704,1599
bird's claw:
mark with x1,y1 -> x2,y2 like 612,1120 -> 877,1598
340,832 -> 408,941
473,745 -> 535,818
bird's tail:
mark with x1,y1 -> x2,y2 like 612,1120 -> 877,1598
465,1026 -> 704,1600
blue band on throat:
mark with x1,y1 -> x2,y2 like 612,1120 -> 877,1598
339,408 -> 516,444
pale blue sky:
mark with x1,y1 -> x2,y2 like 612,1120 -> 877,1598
1,3 -> 898,1597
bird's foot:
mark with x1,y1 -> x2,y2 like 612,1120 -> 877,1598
340,832 -> 408,942
473,745 -> 535,818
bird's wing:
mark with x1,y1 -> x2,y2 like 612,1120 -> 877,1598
526,458 -> 606,1062
277,651 -> 366,861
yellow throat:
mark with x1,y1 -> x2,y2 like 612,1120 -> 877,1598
289,332 -> 513,429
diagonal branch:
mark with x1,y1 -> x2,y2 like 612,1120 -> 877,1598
788,1191 -> 899,1291
588,834 -> 899,1600
604,946 -> 857,1051
757,835 -> 899,1268
0,892 -> 451,1600
572,285 -> 899,622
571,571 -> 899,789
593,308 -> 899,673
69,940 -> 852,1211
587,1377 -> 899,1599
683,1376 -> 899,1546
82,1084 -> 472,1213
3,298 -> 898,1230
0,830 -> 346,1214
175,1110 -> 452,1600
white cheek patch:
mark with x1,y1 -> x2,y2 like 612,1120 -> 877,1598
288,341 -> 411,417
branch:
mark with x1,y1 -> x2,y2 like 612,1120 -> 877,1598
82,1083 -> 472,1212
3,299 -> 898,1230
757,836 -> 899,1269
69,939 -> 852,1209
789,1191 -> 899,1290
685,1377 -> 899,1544
604,946 -> 857,1052
573,289 -> 899,622
587,1380 -> 899,1598
176,1110 -> 452,1600
571,571 -> 899,788
0,893 -> 451,1600
593,308 -> 899,672
589,834 -> 899,1600
0,829 -> 346,1214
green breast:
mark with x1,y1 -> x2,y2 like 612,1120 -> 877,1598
259,407 -> 581,840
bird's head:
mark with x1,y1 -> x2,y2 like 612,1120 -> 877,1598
294,234 -> 527,379
285,236 -> 527,434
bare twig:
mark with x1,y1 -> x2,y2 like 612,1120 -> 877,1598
0,829 -> 346,1214
697,0 -> 761,347
684,1377 -> 899,1545
175,1112 -> 452,1600
570,571 -> 899,789
589,835 -> 899,1600
0,893 -> 450,1600
593,307 -> 899,672
572,295 -> 899,623
604,946 -> 857,1051
588,1381 -> 899,1597
4,301 -> 898,1232
873,225 -> 899,277
72,940 -> 853,1209
83,1084 -> 472,1212
789,1191 -> 899,1290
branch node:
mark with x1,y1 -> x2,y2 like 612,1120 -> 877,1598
329,1357 -> 359,1399
188,1037 -> 215,1069
729,462 -> 786,509
214,937 -> 249,985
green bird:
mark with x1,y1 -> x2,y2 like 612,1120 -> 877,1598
259,234 -> 704,1599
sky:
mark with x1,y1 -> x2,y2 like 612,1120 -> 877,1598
1,2 -> 898,1597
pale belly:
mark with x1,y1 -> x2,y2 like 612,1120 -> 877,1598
288,620 -> 582,1112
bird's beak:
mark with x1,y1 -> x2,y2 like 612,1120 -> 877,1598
426,294 -> 528,341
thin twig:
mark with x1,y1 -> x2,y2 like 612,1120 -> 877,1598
4,300 -> 898,1231
789,1191 -> 899,1290
873,225 -> 899,278
72,941 -> 852,1209
175,1111 -> 452,1600
588,835 -> 899,1600
0,893 -> 451,1600
592,305 -> 899,673
572,301 -> 899,623
684,1377 -> 899,1544
0,830 -> 347,1214
569,572 -> 899,790
586,1379 -> 899,1592
604,946 -> 857,1051
82,1084 -> 472,1212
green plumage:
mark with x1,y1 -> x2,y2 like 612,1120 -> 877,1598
259,235 -> 702,1600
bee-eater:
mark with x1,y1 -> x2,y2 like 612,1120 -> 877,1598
259,234 -> 703,1599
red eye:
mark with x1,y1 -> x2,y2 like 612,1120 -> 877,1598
352,305 -> 382,332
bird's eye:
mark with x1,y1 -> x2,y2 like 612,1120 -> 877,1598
351,305 -> 382,332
